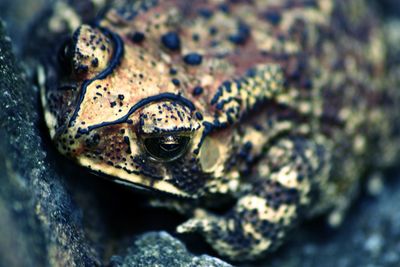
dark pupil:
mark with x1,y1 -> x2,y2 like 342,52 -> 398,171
144,135 -> 190,161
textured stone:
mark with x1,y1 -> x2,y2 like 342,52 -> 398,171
0,20 -> 99,267
113,232 -> 232,267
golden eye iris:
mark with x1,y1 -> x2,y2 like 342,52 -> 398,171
143,134 -> 191,162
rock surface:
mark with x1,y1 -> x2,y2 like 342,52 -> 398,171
112,232 -> 232,267
0,1 -> 399,267
0,21 -> 99,266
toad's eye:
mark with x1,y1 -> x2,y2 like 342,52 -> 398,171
143,134 -> 191,162
58,38 -> 74,74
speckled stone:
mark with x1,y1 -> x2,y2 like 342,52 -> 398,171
111,232 -> 232,267
0,20 -> 99,266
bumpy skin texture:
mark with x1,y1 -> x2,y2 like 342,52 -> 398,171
38,0 -> 399,261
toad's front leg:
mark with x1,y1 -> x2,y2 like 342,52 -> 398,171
177,136 -> 331,261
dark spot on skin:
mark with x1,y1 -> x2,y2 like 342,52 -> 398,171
172,78 -> 181,87
243,141 -> 253,151
246,68 -> 257,77
228,22 -> 251,45
302,79 -> 313,90
161,32 -> 181,51
195,112 -> 203,120
110,101 -> 117,108
130,31 -> 146,43
210,40 -> 219,48
85,133 -> 100,147
76,64 -> 89,73
198,8 -> 213,19
192,33 -> 200,42
183,53 -> 203,65
254,124 -> 263,131
218,4 -> 230,13
91,58 -> 99,67
193,86 -> 204,96
209,26 -> 218,36
223,81 -> 232,92
264,10 -> 282,25
170,68 -> 178,75
124,136 -> 130,145
118,94 -> 125,100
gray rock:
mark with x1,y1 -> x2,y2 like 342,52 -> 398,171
0,20 -> 100,266
113,232 -> 232,267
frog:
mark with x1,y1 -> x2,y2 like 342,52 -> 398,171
35,0 -> 400,261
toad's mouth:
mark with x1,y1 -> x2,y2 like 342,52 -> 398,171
79,155 -> 195,198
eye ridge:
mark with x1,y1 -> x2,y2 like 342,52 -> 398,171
143,133 -> 191,162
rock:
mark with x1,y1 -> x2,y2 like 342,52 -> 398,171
0,20 -> 100,266
112,232 -> 232,267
